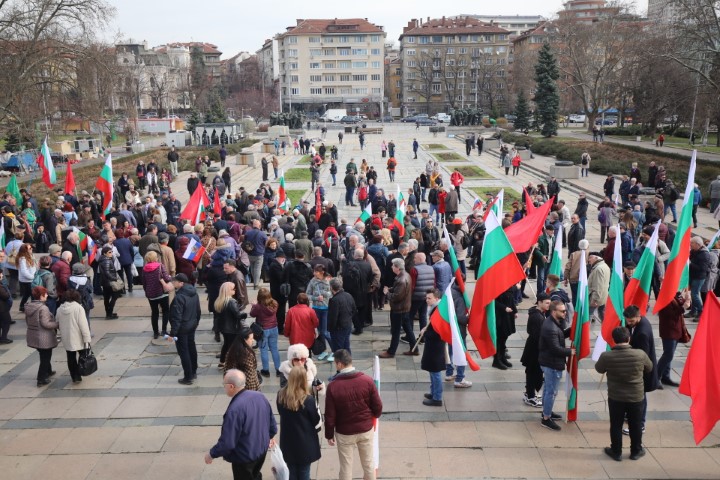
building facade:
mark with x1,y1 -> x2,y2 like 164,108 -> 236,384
273,18 -> 387,116
454,15 -> 545,37
558,0 -> 620,24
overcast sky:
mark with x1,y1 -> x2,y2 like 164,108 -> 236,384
104,0 -> 644,58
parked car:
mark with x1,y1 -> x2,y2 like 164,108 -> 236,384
505,114 -> 517,122
377,116 -> 394,123
435,113 -> 451,123
595,117 -> 617,126
340,115 -> 361,124
569,114 -> 586,123
416,118 -> 437,126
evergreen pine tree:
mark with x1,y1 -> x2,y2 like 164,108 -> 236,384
534,43 -> 560,138
187,108 -> 202,129
514,91 -> 531,131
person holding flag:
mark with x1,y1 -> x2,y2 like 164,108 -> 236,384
420,288 -> 447,406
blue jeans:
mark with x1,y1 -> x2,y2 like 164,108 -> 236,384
287,463 -> 311,480
314,308 -> 330,343
330,326 -> 351,354
249,255 -> 263,287
429,371 -> 443,401
657,338 -> 678,381
429,204 -> 439,223
690,278 -> 704,315
260,327 -> 281,372
541,366 -> 563,418
331,173 -> 336,185
421,187 -> 427,202
446,344 -> 466,382
537,265 -> 548,294
345,187 -> 355,206
664,203 -> 677,222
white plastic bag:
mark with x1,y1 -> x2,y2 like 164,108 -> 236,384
270,446 -> 289,480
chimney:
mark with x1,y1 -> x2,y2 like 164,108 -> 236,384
427,16 -> 430,23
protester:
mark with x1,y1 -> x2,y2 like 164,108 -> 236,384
25,286 -> 59,387
56,289 -> 92,384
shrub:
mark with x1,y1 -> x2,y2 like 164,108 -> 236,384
496,118 -> 508,127
602,126 -> 644,136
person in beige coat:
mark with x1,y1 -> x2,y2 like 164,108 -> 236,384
564,239 -> 589,303
25,286 -> 59,387
56,290 -> 92,383
588,251 -> 611,322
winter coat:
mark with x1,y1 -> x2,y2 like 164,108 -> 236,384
588,260 -> 610,306
658,292 -> 684,341
56,301 -> 91,352
387,271 -> 412,313
420,322 -> 445,373
704,250 -> 720,293
250,303 -> 278,330
284,304 -> 319,349
306,278 -> 331,309
324,371 -> 382,438
50,259 -> 71,297
538,317 -> 571,371
689,246 -> 714,281
25,301 -> 59,349
98,255 -> 119,288
169,283 -> 201,336
18,257 -> 37,283
114,237 -> 135,266
432,259 -> 453,293
595,344 -> 653,403
629,316 -> 659,392
521,306 -> 545,367
219,298 -> 246,335
444,189 -> 459,213
327,290 -> 356,332
142,262 -> 171,300
285,260 -> 314,301
277,395 -> 322,465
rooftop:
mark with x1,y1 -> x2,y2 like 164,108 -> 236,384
400,16 -> 511,38
282,18 -> 384,36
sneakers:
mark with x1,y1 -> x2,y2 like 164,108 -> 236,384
622,426 -> 645,436
399,335 -> 410,344
325,354 -> 334,362
445,374 -> 456,382
422,398 -> 443,407
541,417 -> 561,431
454,380 -> 472,388
177,378 -> 193,385
550,412 -> 561,420
523,393 -> 542,407
316,352 -> 328,361
260,370 -> 271,378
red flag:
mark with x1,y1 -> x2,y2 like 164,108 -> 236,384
315,187 -> 322,216
679,292 -> 720,445
65,161 -> 76,196
213,187 -> 222,216
504,196 -> 554,253
523,187 -> 536,215
180,185 -> 210,224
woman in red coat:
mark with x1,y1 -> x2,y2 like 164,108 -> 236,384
657,291 -> 687,387
437,189 -> 447,224
284,293 -> 319,350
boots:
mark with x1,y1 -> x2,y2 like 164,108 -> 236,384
492,354 -> 507,370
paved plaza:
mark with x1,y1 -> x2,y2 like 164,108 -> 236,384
1,124 -> 719,479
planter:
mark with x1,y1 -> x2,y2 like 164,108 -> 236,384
238,151 -> 255,167
555,160 -> 574,167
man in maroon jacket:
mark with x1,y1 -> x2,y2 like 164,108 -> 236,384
325,349 -> 383,480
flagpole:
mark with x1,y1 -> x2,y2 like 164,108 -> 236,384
566,350 -> 574,424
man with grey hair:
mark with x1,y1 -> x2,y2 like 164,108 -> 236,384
205,369 -> 277,477
328,278 -> 356,355
380,258 -> 414,358
688,236 -> 713,320
408,252 -> 434,341
342,247 -> 373,335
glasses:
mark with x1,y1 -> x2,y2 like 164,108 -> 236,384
292,358 -> 307,363
557,309 -> 567,313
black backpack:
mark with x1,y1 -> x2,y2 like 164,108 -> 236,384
342,260 -> 364,294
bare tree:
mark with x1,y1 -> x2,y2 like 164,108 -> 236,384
407,50 -> 438,114
441,50 -> 471,110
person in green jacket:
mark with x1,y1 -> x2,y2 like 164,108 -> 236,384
533,224 -> 555,293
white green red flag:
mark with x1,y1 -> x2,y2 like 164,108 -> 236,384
442,225 -> 470,308
625,222 -> 660,316
430,281 -> 480,370
94,153 -> 113,219
548,224 -> 563,280
179,184 -> 210,225
393,184 -> 406,236
708,230 -> 720,251
491,188 -> 504,218
356,201 -> 372,224
566,250 -> 591,422
468,211 -> 526,358
73,227 -> 97,265
654,151 -> 696,313
372,355 -> 380,472
0,216 -> 5,249
277,171 -> 291,213
36,138 -> 57,188
599,225 -> 625,351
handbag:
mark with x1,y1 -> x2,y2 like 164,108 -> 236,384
110,279 -> 125,292
78,345 -> 98,376
279,283 -> 291,297
312,380 -> 324,432
249,321 -> 264,342
311,335 -> 326,356
679,317 -> 692,344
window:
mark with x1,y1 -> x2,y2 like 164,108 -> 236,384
289,62 -> 298,70
371,74 -> 381,81
338,48 -> 351,56
352,74 -> 367,81
290,75 -> 299,82
309,62 -> 320,69
352,61 -> 367,68
498,34 -> 507,41
310,88 -> 322,95
324,87 -> 335,94
396,80 -> 401,87
407,60 -> 416,67
290,87 -> 299,95
406,49 -> 416,56
323,36 -> 333,43
496,83 -> 505,89
484,35 -> 493,42
288,37 -> 297,44
371,61 -> 380,68
395,68 -> 401,75
432,84 -> 441,93
407,97 -> 415,102
340,74 -> 351,81
310,49 -> 322,57
406,72 -> 416,79
458,71 -> 465,78
372,87 -> 381,94
396,92 -> 401,100
352,87 -> 368,94
288,49 -> 298,57
447,48 -> 454,54
445,60 -> 455,66
432,36 -> 443,43
341,87 -> 352,94
323,48 -> 334,56
459,47 -> 467,54
324,74 -> 335,81
309,36 -> 321,43
324,63 -> 335,69
419,36 -> 429,44
354,35 -> 366,42
310,75 -> 322,82
433,71 -> 441,79
371,48 -> 380,55
406,36 -> 415,43
352,48 -> 368,55
339,36 -> 349,43
338,61 -> 351,69
371,35 -> 381,42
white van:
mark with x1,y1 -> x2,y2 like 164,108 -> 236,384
435,113 -> 451,123
320,109 -> 347,122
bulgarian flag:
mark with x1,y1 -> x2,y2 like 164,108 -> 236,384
625,222 -> 660,316
94,153 -> 113,219
491,188 -> 504,218
277,171 -> 291,213
548,224 -> 563,280
430,282 -> 480,370
179,184 -> 210,225
72,227 -> 98,264
356,201 -> 372,224
36,138 -> 57,188
468,211 -> 526,358
654,151 -> 696,313
600,225 -> 625,349
0,216 -> 5,249
393,184 -> 405,236
442,225 -> 470,308
566,249 -> 591,422
213,187 -> 222,215
372,355 -> 380,473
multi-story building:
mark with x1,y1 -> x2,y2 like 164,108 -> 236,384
454,15 -> 545,37
558,0 -> 620,24
273,18 -> 387,115
385,55 -> 402,110
509,21 -> 557,97
647,0 -> 679,23
398,16 -> 512,116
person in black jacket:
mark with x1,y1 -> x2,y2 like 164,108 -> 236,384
327,278 -> 356,356
624,305 -> 659,432
341,249 -> 373,335
574,192 -> 589,230
521,293 -> 550,408
0,272 -> 12,344
567,215 -> 585,255
169,273 -> 201,385
268,252 -> 287,333
284,252 -> 313,311
538,300 -> 574,431
98,246 -> 120,319
421,288 -> 447,406
493,285 -> 518,370
688,237 -> 713,319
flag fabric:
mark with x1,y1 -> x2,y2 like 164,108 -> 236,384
708,229 -> 720,251
505,197 -> 555,254
393,184 -> 405,236
0,217 -> 5,249
64,161 -> 76,195
679,292 -> 720,445
625,222 -> 660,316
36,138 -> 57,188
430,282 -> 480,370
182,238 -> 206,263
481,195 -> 499,221
490,189 -> 504,219
357,202 -> 372,224
567,250 -> 591,422
315,186 -> 322,217
548,224 -> 563,279
179,185 -> 210,225
654,151 -> 696,313
472,197 -> 482,211
524,187 -> 536,215
442,225 -> 470,308
372,355 -> 380,471
213,187 -> 222,215
94,153 -> 114,219
277,171 -> 291,213
6,175 -> 22,207
600,225 -> 626,348
468,211 -> 526,358
72,227 -> 98,264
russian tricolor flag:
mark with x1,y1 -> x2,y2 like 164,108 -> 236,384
182,238 -> 206,263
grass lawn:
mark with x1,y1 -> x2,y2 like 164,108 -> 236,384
283,168 -> 312,182
432,152 -> 465,162
285,189 -> 309,203
468,187 -> 522,210
422,143 -> 449,150
455,165 -> 492,178
297,155 -> 311,164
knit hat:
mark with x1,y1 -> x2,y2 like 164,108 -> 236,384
49,244 -> 62,255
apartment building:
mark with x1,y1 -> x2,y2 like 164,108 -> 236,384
274,18 -> 387,115
558,0 -> 620,24
647,0 -> 679,23
398,16 -> 512,115
455,14 -> 545,37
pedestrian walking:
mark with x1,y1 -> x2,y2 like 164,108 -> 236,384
169,273 -> 201,385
